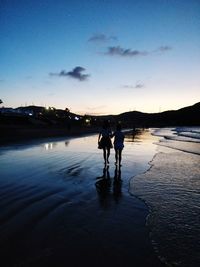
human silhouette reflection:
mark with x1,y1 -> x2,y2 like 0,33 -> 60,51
95,166 -> 111,204
95,166 -> 122,208
124,130 -> 136,143
44,142 -> 57,150
65,140 -> 69,147
113,166 -> 122,203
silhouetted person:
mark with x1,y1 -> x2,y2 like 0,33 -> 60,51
98,120 -> 113,165
112,123 -> 124,166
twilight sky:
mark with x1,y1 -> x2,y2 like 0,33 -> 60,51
1,0 -> 200,115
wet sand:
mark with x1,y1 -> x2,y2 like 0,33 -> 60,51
131,141 -> 200,266
0,130 -> 165,267
0,124 -> 99,145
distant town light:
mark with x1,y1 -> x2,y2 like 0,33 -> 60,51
75,116 -> 79,120
44,143 -> 53,150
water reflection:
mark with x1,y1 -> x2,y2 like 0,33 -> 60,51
0,130 -> 162,267
113,166 -> 122,203
44,142 -> 57,150
44,140 -> 69,150
125,129 -> 143,143
65,141 -> 69,147
95,166 -> 122,208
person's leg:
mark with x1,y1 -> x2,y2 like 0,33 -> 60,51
103,148 -> 106,164
115,149 -> 118,165
119,149 -> 122,166
107,148 -> 110,164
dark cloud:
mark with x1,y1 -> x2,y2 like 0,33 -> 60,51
49,66 -> 90,81
88,34 -> 117,43
105,46 -> 148,57
135,83 -> 144,88
67,67 -> 90,81
105,45 -> 172,57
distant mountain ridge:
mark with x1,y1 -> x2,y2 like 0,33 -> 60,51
116,102 -> 200,127
0,102 -> 199,144
0,102 -> 199,127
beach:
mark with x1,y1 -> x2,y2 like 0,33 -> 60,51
131,127 -> 200,266
0,128 -> 199,266
0,129 -> 165,267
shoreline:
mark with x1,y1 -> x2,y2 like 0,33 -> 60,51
130,141 -> 200,267
0,125 -> 99,146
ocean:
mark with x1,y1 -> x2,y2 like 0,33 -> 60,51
153,127 -> 200,154
131,127 -> 200,267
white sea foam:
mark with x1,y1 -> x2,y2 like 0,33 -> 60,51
131,127 -> 200,266
131,148 -> 200,267
152,127 -> 200,155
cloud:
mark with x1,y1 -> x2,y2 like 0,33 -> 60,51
76,107 -> 107,115
157,46 -> 172,52
123,83 -> 145,89
105,46 -> 148,57
135,83 -> 144,89
78,105 -> 107,115
104,45 -> 172,57
88,34 -> 117,43
152,46 -> 173,54
67,67 -> 90,81
123,85 -> 135,89
86,105 -> 107,110
49,66 -> 90,81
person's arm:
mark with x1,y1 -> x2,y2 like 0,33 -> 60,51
122,133 -> 125,142
98,133 -> 101,143
110,130 -> 114,138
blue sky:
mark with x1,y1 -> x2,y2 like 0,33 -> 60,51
1,0 -> 200,114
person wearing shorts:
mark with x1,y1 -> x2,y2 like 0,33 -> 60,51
98,120 -> 113,165
112,124 -> 124,166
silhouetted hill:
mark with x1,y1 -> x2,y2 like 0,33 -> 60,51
0,102 -> 199,144
0,102 -> 199,129
117,102 -> 200,127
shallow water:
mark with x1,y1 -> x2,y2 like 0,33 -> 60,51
153,127 -> 200,149
131,127 -> 200,267
0,131 -> 163,267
